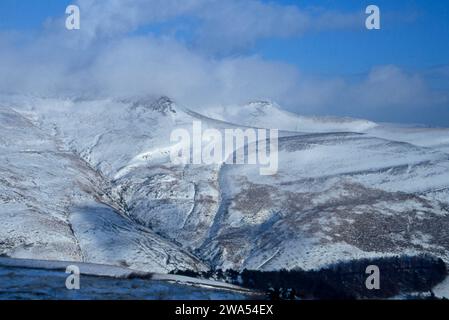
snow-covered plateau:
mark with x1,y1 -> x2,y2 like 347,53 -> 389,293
1,95 -> 449,299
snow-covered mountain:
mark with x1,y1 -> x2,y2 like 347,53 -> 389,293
0,97 -> 206,273
1,95 -> 449,295
201,101 -> 378,133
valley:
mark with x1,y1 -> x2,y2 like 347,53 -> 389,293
1,95 -> 449,298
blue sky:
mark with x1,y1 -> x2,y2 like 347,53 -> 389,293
260,1 -> 449,75
1,0 -> 448,75
0,0 -> 448,126
0,0 -> 70,29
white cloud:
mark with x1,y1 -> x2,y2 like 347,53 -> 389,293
74,0 -> 203,39
0,0 -> 447,125
283,65 -> 448,121
72,0 -> 362,53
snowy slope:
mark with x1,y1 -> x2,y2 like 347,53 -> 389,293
0,100 -> 206,273
367,124 -> 449,154
202,101 -> 449,153
202,101 -> 378,133
1,94 -> 449,279
199,132 -> 449,270
12,96 -> 227,251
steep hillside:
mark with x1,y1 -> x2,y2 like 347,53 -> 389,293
1,95 -> 449,279
0,100 -> 206,273
199,132 -> 449,270
201,101 -> 377,133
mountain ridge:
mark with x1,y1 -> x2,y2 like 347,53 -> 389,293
1,94 -> 449,277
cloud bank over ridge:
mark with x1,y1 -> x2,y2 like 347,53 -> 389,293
0,0 -> 448,125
